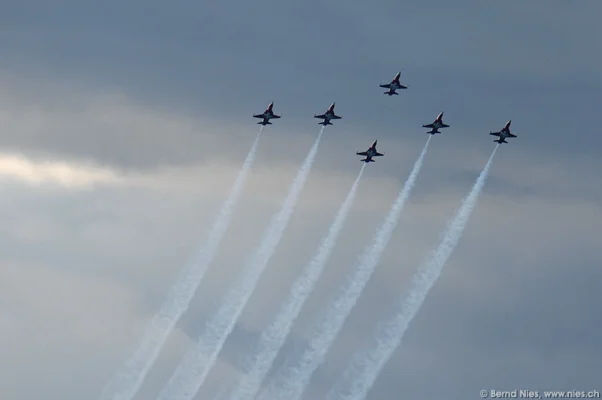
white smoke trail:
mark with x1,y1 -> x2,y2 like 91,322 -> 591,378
326,145 -> 499,400
227,163 -> 367,400
211,383 -> 231,400
157,128 -> 325,400
259,137 -> 432,400
99,128 -> 264,400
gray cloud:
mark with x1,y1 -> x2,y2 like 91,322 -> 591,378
1,1 -> 601,160
0,2 -> 601,400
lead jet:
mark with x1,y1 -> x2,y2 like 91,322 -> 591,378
379,72 -> 408,96
314,103 -> 342,126
489,120 -> 517,144
253,102 -> 281,125
422,112 -> 450,134
356,140 -> 384,163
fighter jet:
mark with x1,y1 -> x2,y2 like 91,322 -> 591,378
314,103 -> 342,126
253,102 -> 281,125
489,120 -> 517,144
356,140 -> 384,163
379,72 -> 408,96
422,112 -> 450,134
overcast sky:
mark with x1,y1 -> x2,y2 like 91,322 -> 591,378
0,1 -> 600,400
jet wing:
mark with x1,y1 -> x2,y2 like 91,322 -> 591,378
314,113 -> 327,119
271,114 -> 281,119
507,132 -> 517,138
253,114 -> 265,118
356,151 -> 369,156
380,83 -> 392,88
441,123 -> 450,128
489,131 -> 501,137
374,152 -> 384,157
331,114 -> 342,119
422,123 -> 435,128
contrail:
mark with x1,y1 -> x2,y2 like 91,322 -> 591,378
227,163 -> 367,400
211,383 -> 231,400
259,136 -> 432,400
157,128 -> 325,400
99,128 -> 264,400
326,145 -> 499,400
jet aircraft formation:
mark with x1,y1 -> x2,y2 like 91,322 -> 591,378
253,71 -> 518,163
99,69 -> 519,400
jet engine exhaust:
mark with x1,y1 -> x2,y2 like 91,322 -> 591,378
99,128 -> 264,400
226,162 -> 367,400
157,127 -> 325,400
326,144 -> 499,400
259,136 -> 432,400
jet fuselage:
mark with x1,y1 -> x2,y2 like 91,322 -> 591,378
365,147 -> 378,157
